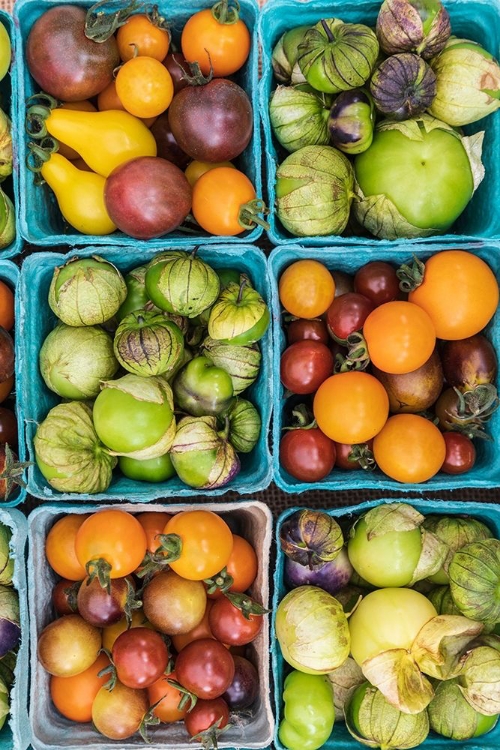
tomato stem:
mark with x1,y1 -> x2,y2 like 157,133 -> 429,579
167,678 -> 198,712
224,591 -> 269,619
0,444 -> 32,499
123,577 -> 143,626
85,0 -> 144,43
25,94 -> 59,139
204,566 -> 235,595
146,4 -> 171,34
348,443 -> 376,472
397,255 -> 426,293
193,717 -> 231,750
62,580 -> 81,613
238,199 -> 270,232
26,138 -> 59,178
86,557 -> 113,593
334,332 -> 370,373
211,0 -> 241,25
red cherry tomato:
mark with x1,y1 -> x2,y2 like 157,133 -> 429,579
184,697 -> 230,739
175,638 -> 235,700
326,293 -> 375,341
112,627 -> 169,689
208,595 -> 264,646
441,432 -> 476,475
354,261 -> 400,306
280,428 -> 336,482
280,341 -> 334,395
287,319 -> 329,346
334,439 -> 374,471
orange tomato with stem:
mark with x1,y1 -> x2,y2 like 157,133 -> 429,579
148,670 -> 188,723
116,12 -> 170,62
181,2 -> 250,77
161,510 -> 233,581
279,260 -> 335,319
192,167 -> 267,236
45,514 -> 90,580
207,534 -> 258,599
373,414 -> 446,483
116,56 -> 174,119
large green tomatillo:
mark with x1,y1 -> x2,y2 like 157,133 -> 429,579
48,256 -> 127,327
270,85 -> 332,153
208,280 -> 269,346
39,322 -> 119,399
298,19 -> 379,94
354,115 -> 484,239
0,188 -> 15,250
93,374 -> 176,460
279,671 -> 335,750
113,310 -> 184,378
34,401 -> 116,494
276,145 -> 354,236
173,356 -> 234,417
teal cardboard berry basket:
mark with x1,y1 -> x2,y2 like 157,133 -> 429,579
13,0 -> 263,248
18,244 -> 272,501
258,0 -> 500,247
272,497 -> 500,750
0,11 -> 22,260
0,260 -> 26,507
0,508 -> 30,750
269,241 -> 500,492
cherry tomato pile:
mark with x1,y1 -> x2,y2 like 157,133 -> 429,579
24,1 -> 267,239
39,508 -> 265,747
278,250 -> 500,484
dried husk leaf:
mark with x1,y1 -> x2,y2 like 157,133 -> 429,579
423,515 -> 493,579
353,186 -> 441,240
376,0 -> 451,60
427,586 -> 462,616
328,657 -> 365,720
169,416 -> 240,489
411,614 -> 484,680
361,648 -> 434,714
462,132 -> 486,192
360,503 -> 424,539
458,646 -> 500,715
201,337 -> 261,396
449,539 -> 500,624
408,530 -> 449,586
270,85 -> 331,152
428,679 -> 482,740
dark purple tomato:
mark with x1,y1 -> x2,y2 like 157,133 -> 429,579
331,270 -> 354,298
222,655 -> 258,710
104,157 -> 192,239
168,79 -> 253,162
441,335 -> 497,391
441,432 -> 476,475
52,579 -> 80,616
163,52 -> 191,94
354,261 -> 400,307
372,349 -> 444,414
150,114 -> 190,168
280,428 -> 336,481
287,319 -> 329,346
76,576 -> 134,628
326,293 -> 375,342
280,341 -> 334,394
434,388 -> 470,432
0,408 -> 17,448
334,439 -> 374,471
26,6 -> 120,101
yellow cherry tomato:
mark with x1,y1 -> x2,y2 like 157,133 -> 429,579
116,56 -> 174,119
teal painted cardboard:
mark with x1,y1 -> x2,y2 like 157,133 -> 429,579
0,261 -> 26,507
0,508 -> 30,750
272,498 -> 500,750
258,0 -> 500,247
0,12 -> 22,260
270,241 -> 500,492
13,0 -> 262,248
18,245 -> 272,501
28,501 -> 274,750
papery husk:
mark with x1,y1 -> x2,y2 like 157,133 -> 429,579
345,683 -> 430,748
427,586 -> 462,616
270,85 -> 331,152
0,526 -> 13,587
207,282 -> 269,345
280,509 -> 344,567
458,645 -> 500,715
429,37 -> 500,126
428,678 -> 485,740
113,311 -> 184,378
0,189 -> 14,250
145,251 -> 220,319
0,111 -> 12,180
117,264 -> 162,321
423,515 -> 493,581
376,0 -> 451,60
412,614 -> 484,680
34,401 -> 116,493
361,648 -> 434,715
200,337 -> 261,396
328,656 -> 365,720
449,539 -> 500,625
226,398 -> 261,453
272,26 -> 310,83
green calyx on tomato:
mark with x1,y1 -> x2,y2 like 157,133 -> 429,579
279,670 -> 335,750
173,356 -> 234,417
208,279 -> 270,346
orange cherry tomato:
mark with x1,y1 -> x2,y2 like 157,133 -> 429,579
363,301 -> 436,375
279,260 -> 336,319
192,167 -> 260,236
208,534 -> 258,599
181,7 -> 250,77
373,414 -> 446,483
172,599 -> 216,652
0,280 -> 14,331
185,159 -> 234,187
45,514 -> 90,581
408,250 -> 499,340
148,670 -> 188,723
97,80 -> 157,128
163,510 -> 233,581
135,512 -> 171,555
0,376 -> 13,405
117,14 -> 170,63
75,510 -> 147,579
50,651 -> 110,722
313,372 -> 389,444
58,100 -> 97,160
116,56 -> 174,119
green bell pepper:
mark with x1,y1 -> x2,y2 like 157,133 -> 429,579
279,670 -> 335,750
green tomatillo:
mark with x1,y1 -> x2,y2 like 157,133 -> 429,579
279,670 -> 335,750
118,453 -> 176,483
173,356 -> 234,418
208,280 -> 270,346
113,310 -> 184,378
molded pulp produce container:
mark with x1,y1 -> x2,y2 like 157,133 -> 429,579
14,0 -> 263,247
258,0 -> 500,247
0,508 -> 29,750
273,497 -> 500,750
1,260 -> 26,507
0,11 -> 22,259
18,244 -> 272,501
270,241 -> 500,492
28,500 -> 274,750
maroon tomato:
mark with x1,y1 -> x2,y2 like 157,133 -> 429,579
175,638 -> 235,699
52,579 -> 80,616
354,261 -> 400,306
77,576 -> 135,628
334,439 -> 375,471
0,408 -> 17,448
112,627 -> 169,689
222,655 -> 259,710
184,697 -> 230,740
208,595 -> 264,646
326,293 -> 375,342
441,432 -> 476,475
163,52 -> 191,94
287,319 -> 329,346
280,341 -> 334,395
150,113 -> 190,168
280,428 -> 336,482
441,334 -> 497,391
331,270 -> 354,298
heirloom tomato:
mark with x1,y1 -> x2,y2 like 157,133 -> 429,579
373,414 -> 446,483
279,260 -> 335,319
181,7 -> 250,77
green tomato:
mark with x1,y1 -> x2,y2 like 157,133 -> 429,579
349,588 -> 437,666
347,517 -> 422,587
354,128 -> 474,230
0,23 -> 10,83
93,389 -> 173,453
173,356 -> 234,417
279,670 -> 335,750
473,712 -> 499,737
118,453 -> 176,483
